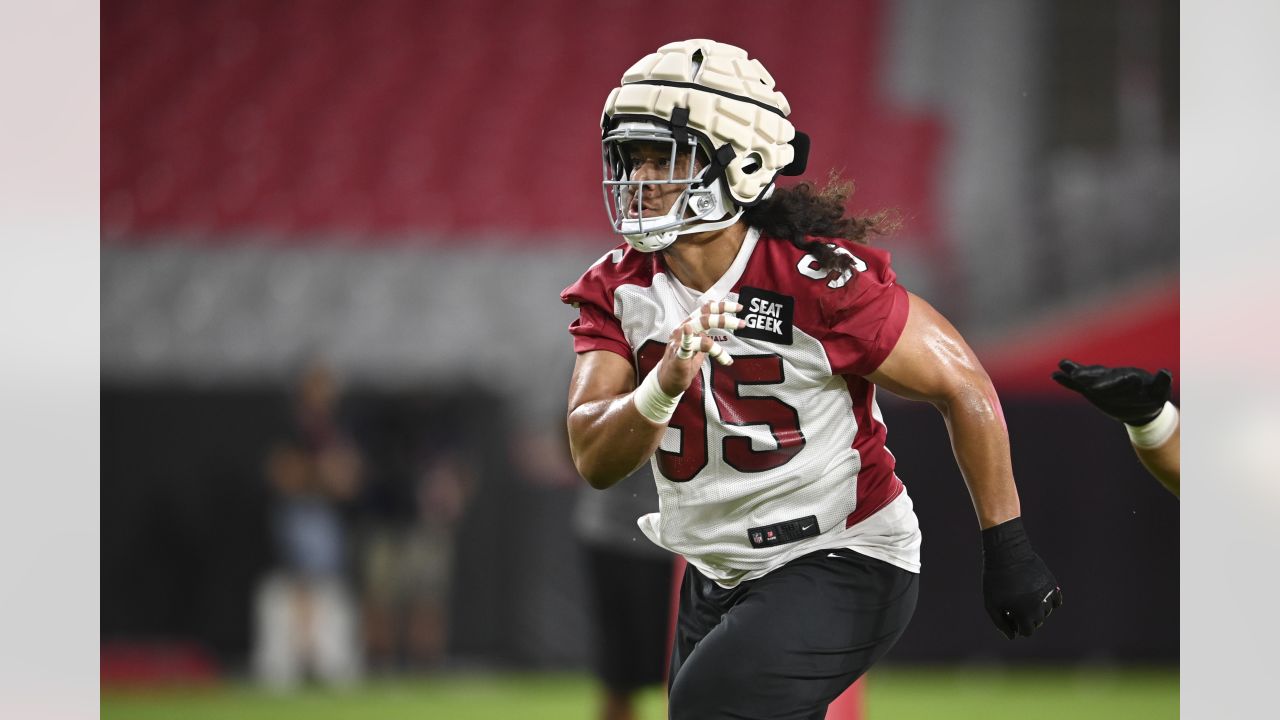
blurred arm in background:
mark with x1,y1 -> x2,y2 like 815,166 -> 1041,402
1053,360 -> 1180,496
1132,423 -> 1179,496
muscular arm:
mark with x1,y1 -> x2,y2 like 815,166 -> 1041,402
1133,424 -> 1180,497
566,351 -> 666,489
866,292 -> 1020,529
868,295 -> 1061,640
567,303 -> 738,489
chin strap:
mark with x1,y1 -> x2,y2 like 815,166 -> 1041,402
676,209 -> 743,236
623,209 -> 744,252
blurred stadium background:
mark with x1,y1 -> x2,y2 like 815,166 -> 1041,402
100,0 -> 1178,717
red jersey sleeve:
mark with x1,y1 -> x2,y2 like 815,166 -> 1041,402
560,251 -> 634,365
817,243 -> 910,377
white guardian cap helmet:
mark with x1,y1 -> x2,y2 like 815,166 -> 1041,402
601,39 -> 810,252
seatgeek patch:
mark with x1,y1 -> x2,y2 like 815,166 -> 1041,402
735,287 -> 794,345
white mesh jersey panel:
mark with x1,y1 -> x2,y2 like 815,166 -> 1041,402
613,275 -> 920,587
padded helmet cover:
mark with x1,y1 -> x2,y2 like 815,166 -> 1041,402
601,39 -> 799,208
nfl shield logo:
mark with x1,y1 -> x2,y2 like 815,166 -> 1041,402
752,532 -> 763,544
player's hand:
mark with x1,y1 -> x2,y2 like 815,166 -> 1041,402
1052,359 -> 1172,426
980,517 -> 1063,640
655,300 -> 744,396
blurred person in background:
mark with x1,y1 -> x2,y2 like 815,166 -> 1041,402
1053,360 -> 1180,496
510,416 -> 674,718
564,39 -> 1063,719
361,451 -> 473,671
574,463 -> 674,720
253,361 -> 364,688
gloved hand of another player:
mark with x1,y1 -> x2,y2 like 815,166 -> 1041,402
1052,359 -> 1172,426
980,517 -> 1063,640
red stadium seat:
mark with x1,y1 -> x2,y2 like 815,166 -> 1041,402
102,0 -> 940,248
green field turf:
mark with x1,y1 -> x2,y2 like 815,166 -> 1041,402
866,667 -> 1177,720
102,666 -> 1177,720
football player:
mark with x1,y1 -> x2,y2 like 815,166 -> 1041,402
562,40 -> 1063,719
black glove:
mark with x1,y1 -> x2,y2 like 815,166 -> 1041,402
981,517 -> 1063,640
1052,359 -> 1172,426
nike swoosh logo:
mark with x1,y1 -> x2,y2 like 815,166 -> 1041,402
828,552 -> 843,559
800,524 -> 813,531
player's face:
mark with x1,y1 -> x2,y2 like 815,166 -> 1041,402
621,141 -> 703,219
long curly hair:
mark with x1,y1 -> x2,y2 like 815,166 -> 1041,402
742,173 -> 897,278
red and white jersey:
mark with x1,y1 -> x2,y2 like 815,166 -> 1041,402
562,227 -> 921,586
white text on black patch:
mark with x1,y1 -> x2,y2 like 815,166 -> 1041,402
735,287 -> 794,345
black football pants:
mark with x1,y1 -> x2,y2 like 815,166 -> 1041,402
667,547 -> 918,720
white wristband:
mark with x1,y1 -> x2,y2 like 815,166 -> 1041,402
1125,401 -> 1179,449
632,367 -> 683,424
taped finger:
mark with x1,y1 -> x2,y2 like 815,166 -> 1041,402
687,312 -> 744,334
704,338 -> 734,366
701,300 -> 743,316
676,325 -> 698,359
